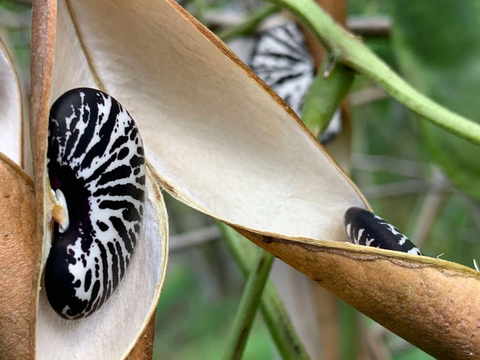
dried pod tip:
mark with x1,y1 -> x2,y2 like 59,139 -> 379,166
344,207 -> 422,255
45,88 -> 146,320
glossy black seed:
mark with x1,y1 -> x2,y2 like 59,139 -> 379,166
45,88 -> 145,320
344,207 -> 422,255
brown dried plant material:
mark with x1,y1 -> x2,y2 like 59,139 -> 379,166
125,312 -> 157,360
234,227 -> 480,359
30,1 -> 168,359
27,0 -> 480,358
0,153 -> 36,359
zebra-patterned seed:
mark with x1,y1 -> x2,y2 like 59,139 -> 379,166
45,88 -> 146,320
248,22 -> 342,144
249,22 -> 315,116
344,207 -> 422,255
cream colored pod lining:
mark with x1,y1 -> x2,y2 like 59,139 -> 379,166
25,0 -> 480,359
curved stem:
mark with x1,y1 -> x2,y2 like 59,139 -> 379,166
222,246 -> 275,360
269,0 -> 480,146
302,59 -> 354,137
219,223 -> 311,360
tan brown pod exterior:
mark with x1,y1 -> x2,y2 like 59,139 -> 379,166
232,227 -> 480,359
30,1 -> 168,359
0,153 -> 36,359
25,0 -> 480,359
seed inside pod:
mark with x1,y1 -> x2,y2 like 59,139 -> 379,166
45,88 -> 146,320
344,207 -> 422,255
248,22 -> 343,145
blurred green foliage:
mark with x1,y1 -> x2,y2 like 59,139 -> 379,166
157,0 -> 480,358
154,246 -> 278,360
1,0 -> 479,358
391,0 -> 480,202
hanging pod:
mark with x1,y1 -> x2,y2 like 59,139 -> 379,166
33,85 -> 167,358
29,1 -> 169,353
26,0 -> 480,359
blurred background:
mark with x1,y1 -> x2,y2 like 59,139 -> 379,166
2,0 -> 480,358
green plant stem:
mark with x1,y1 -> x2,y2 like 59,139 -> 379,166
219,223 -> 310,360
302,59 -> 354,137
217,4 -> 280,43
340,301 -> 359,359
222,243 -> 275,360
268,0 -> 480,146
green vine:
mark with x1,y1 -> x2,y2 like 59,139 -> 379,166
268,0 -> 480,146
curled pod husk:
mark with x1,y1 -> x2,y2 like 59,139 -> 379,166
244,11 -> 350,358
0,31 -> 35,360
36,167 -> 167,359
0,152 -> 36,360
30,2 -> 169,354
30,0 -> 480,358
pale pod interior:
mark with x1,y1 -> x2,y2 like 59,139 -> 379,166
51,0 -> 367,245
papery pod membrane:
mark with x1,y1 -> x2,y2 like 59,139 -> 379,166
297,2 -> 352,357
0,35 -> 22,166
242,2 -> 352,356
30,1 -> 168,359
0,152 -> 36,359
30,0 -> 480,358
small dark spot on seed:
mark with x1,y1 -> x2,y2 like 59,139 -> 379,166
97,221 -> 109,232
136,175 -> 145,186
84,269 -> 92,292
129,128 -> 137,141
118,147 -> 129,160
130,155 -> 143,168
4,194 -> 10,198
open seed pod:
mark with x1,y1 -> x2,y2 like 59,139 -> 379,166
29,0 -> 480,358
0,31 -> 35,359
30,1 -> 168,359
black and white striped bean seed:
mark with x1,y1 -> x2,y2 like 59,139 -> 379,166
45,88 -> 145,320
248,22 -> 342,144
344,207 -> 422,255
